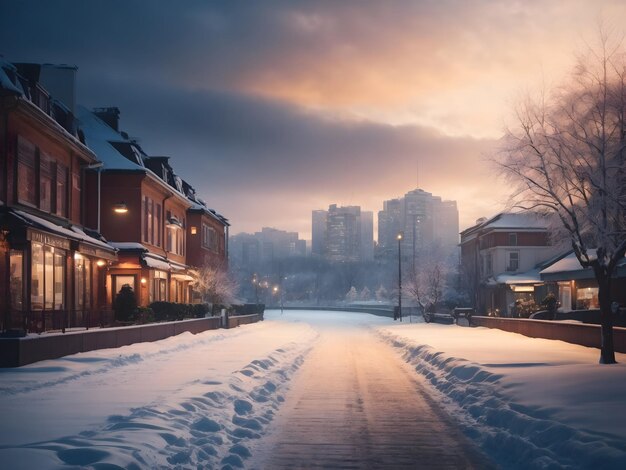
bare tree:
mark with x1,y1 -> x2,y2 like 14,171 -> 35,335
190,260 -> 239,308
407,260 -> 446,319
497,31 -> 626,364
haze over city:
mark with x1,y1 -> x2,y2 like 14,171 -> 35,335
4,1 -> 626,237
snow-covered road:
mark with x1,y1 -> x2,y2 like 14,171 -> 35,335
254,321 -> 490,469
1,310 -> 625,469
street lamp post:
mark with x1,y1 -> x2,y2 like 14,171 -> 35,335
397,232 -> 403,322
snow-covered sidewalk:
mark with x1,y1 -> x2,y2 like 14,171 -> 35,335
0,319 -> 317,469
377,322 -> 626,469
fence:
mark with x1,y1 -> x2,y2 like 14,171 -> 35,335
471,316 -> 626,353
3,309 -> 115,334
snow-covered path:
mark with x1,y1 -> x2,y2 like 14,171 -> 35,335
0,319 -> 318,468
255,323 -> 490,469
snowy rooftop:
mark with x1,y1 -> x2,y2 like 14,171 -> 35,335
495,268 -> 542,285
76,106 -> 146,172
541,250 -> 626,281
13,209 -> 115,252
462,212 -> 549,238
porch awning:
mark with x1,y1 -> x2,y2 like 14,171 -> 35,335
540,251 -> 626,281
3,208 -> 117,259
495,269 -> 542,285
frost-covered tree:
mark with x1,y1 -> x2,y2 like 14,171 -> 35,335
375,284 -> 388,301
496,32 -> 626,364
407,260 -> 446,315
345,286 -> 358,302
359,286 -> 371,301
191,261 -> 239,307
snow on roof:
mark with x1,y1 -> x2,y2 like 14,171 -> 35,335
0,60 -> 24,95
76,106 -> 146,172
14,209 -> 115,251
142,253 -> 172,271
495,268 -> 542,285
541,252 -> 588,276
484,212 -> 548,230
462,212 -> 549,238
540,250 -> 626,280
109,242 -> 147,251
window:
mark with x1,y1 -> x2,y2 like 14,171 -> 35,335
71,170 -> 81,222
39,154 -> 53,212
114,275 -> 136,296
152,271 -> 167,302
17,136 -> 37,206
9,250 -> 23,311
507,252 -> 519,271
509,233 -> 518,246
143,196 -> 155,245
55,163 -> 68,217
202,224 -> 218,252
166,211 -> 185,255
30,242 -> 65,310
155,203 -> 162,247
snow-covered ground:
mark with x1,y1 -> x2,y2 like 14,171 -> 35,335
1,310 -> 625,469
0,317 -> 318,469
378,321 -> 626,469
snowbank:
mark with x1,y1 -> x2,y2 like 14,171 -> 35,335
0,320 -> 317,469
377,323 -> 626,469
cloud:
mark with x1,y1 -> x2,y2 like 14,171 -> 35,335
73,76 -> 506,235
1,0 -> 623,236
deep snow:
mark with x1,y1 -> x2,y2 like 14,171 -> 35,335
1,310 -> 625,469
378,320 -> 626,469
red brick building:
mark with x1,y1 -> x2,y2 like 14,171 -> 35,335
79,108 -> 197,307
460,212 -> 560,316
0,61 -> 117,333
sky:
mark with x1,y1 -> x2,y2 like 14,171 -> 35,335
2,0 -> 626,239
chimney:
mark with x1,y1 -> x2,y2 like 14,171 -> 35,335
39,64 -> 78,115
93,107 -> 121,131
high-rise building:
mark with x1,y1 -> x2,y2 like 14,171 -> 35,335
311,209 -> 327,257
360,211 -> 374,261
315,205 -> 373,262
229,227 -> 306,268
378,188 -> 459,263
378,198 -> 402,256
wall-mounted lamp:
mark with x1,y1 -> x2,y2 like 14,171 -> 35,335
96,260 -> 106,267
141,277 -> 147,286
190,226 -> 197,235
113,202 -> 129,214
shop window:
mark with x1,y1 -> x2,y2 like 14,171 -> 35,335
53,251 -> 64,309
30,243 -> 66,310
44,247 -> 54,309
74,255 -> 92,311
576,286 -> 599,309
9,250 -> 23,311
17,136 -> 37,206
114,275 -> 136,295
152,271 -> 167,302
